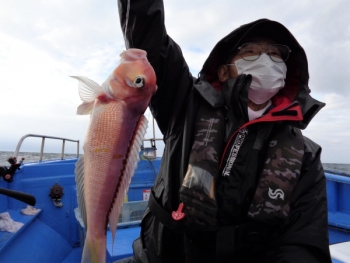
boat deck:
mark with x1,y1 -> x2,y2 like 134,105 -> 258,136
60,225 -> 141,263
0,208 -> 42,252
0,153 -> 350,262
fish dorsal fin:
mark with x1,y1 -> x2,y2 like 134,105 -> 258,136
71,76 -> 105,115
108,115 -> 148,245
75,155 -> 87,228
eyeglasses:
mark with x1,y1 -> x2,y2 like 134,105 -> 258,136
236,43 -> 291,63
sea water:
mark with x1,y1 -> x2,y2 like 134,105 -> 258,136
0,151 -> 349,175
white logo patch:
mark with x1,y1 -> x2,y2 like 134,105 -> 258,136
222,128 -> 248,176
268,188 -> 284,200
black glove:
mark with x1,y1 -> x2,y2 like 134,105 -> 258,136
222,74 -> 252,128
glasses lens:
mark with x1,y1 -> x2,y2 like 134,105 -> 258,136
239,43 -> 260,61
268,44 -> 290,62
239,43 -> 290,62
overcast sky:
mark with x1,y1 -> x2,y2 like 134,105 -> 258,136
0,0 -> 349,164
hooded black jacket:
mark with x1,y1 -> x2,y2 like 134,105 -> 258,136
118,1 -> 331,262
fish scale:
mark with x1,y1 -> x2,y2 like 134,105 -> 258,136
84,101 -> 134,229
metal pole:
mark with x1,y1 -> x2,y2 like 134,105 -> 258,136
77,141 -> 80,157
152,116 -> 155,139
39,137 -> 45,162
61,140 -> 66,160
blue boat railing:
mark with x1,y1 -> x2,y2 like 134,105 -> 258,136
13,134 -> 80,162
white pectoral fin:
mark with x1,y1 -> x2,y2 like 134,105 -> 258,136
71,76 -> 104,102
71,75 -> 104,101
77,101 -> 95,115
108,115 -> 148,244
71,76 -> 104,115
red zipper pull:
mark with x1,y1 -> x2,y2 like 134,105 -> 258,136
172,202 -> 185,221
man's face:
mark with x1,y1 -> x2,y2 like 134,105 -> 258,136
218,37 -> 277,81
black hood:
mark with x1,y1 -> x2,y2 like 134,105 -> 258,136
199,19 -> 325,129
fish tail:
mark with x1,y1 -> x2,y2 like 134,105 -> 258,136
81,232 -> 106,263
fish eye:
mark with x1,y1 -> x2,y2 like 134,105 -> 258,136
134,76 -> 145,88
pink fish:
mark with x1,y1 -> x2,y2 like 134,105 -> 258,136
73,48 -> 157,263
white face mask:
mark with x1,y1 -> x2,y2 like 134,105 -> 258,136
234,54 -> 287,104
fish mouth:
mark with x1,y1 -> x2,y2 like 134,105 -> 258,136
120,49 -> 147,62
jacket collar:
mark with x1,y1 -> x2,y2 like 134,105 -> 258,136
194,79 -> 304,124
240,95 -> 303,127
219,97 -> 303,168
193,79 -> 225,108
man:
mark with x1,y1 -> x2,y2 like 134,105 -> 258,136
117,0 -> 331,262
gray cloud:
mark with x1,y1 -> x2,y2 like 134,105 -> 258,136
0,0 -> 349,163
